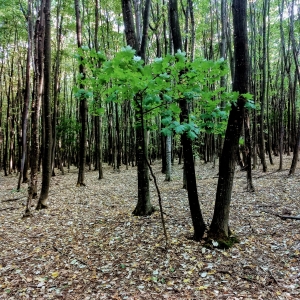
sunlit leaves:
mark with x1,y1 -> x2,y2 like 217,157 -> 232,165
76,47 -> 239,139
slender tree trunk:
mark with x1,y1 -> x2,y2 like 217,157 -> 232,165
259,0 -> 268,172
170,0 -> 206,240
36,0 -> 52,210
17,0 -> 33,190
121,0 -> 154,216
244,111 -> 255,191
208,0 -> 249,242
75,0 -> 87,186
289,116 -> 300,175
133,94 -> 153,215
165,134 -> 172,181
24,1 -> 45,216
51,7 -> 63,176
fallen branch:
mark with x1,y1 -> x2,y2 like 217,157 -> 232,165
0,207 -> 19,211
277,215 -> 300,220
240,276 -> 265,286
52,245 -> 90,269
260,209 -> 300,220
2,196 -> 26,202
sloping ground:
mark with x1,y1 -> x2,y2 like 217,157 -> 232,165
0,156 -> 299,299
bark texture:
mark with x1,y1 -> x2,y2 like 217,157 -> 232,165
208,0 -> 249,240
36,0 -> 52,210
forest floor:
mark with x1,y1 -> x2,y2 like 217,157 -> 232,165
0,156 -> 300,300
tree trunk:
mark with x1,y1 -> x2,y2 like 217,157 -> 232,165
51,10 -> 63,176
17,0 -> 32,190
133,94 -> 153,215
24,0 -> 45,216
36,0 -> 52,210
75,0 -> 87,186
165,134 -> 172,181
170,0 -> 206,240
259,0 -> 268,172
121,0 -> 154,216
208,0 -> 249,243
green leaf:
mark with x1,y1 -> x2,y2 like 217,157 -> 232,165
163,94 -> 172,102
174,124 -> 186,134
187,130 -> 198,140
161,127 -> 172,136
161,116 -> 172,126
169,103 -> 181,114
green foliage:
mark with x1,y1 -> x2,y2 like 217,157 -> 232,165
77,47 -> 247,140
57,116 -> 80,145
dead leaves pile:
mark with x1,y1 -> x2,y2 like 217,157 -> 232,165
0,156 -> 299,299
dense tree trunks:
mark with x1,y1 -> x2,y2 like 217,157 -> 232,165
208,0 -> 249,240
75,0 -> 87,186
170,0 -> 205,240
36,0 -> 52,210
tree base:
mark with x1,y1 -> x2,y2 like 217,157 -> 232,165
205,234 -> 239,249
132,204 -> 155,216
22,210 -> 33,218
36,203 -> 48,210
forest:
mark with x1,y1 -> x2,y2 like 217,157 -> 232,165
0,0 -> 300,298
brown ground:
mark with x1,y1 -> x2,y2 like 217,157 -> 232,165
0,156 -> 299,299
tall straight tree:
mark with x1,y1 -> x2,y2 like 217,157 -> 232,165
169,0 -> 206,240
24,0 -> 45,216
94,0 -> 103,180
75,0 -> 87,186
208,0 -> 249,241
36,0 -> 52,209
17,0 -> 33,190
121,0 -> 155,216
288,0 -> 300,175
259,0 -> 268,172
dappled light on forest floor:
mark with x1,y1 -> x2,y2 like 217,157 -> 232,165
0,156 -> 299,299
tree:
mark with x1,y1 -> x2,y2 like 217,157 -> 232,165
36,0 -> 52,210
208,0 -> 249,244
169,0 -> 206,240
24,0 -> 45,216
121,0 -> 155,216
74,0 -> 87,186
17,0 -> 32,190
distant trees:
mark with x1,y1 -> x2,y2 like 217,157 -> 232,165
0,0 -> 299,245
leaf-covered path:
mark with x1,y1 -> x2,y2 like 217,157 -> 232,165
1,157 -> 299,299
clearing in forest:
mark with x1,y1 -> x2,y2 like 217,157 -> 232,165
0,156 -> 299,299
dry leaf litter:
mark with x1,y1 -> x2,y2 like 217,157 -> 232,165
0,156 -> 299,299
